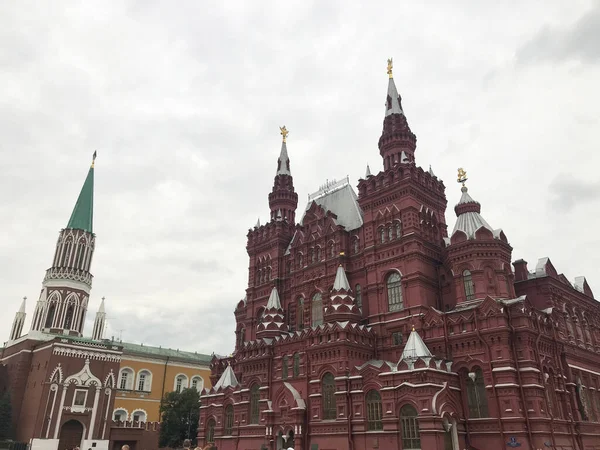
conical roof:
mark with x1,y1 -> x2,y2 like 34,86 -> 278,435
67,153 -> 95,233
451,186 -> 497,240
266,287 -> 282,310
401,328 -> 432,360
213,364 -> 239,390
332,265 -> 351,291
18,297 -> 26,313
385,76 -> 404,117
277,140 -> 291,176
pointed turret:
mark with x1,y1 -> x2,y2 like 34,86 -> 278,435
213,364 -> 239,391
67,151 -> 96,233
325,265 -> 361,323
256,287 -> 288,338
30,153 -> 98,337
365,164 -> 372,178
9,297 -> 27,342
401,327 -> 433,361
91,297 -> 106,341
268,126 -> 298,223
445,168 -> 514,303
379,58 -> 417,170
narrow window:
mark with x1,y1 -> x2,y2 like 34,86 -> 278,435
322,373 -> 336,420
392,331 -> 403,346
311,293 -> 323,327
355,284 -> 362,308
353,238 -> 359,254
463,270 -> 475,301
224,405 -> 234,435
206,419 -> 216,443
466,368 -> 489,418
317,246 -> 321,261
330,242 -> 335,258
250,384 -> 260,424
45,304 -> 56,329
400,405 -> 421,449
388,226 -> 393,241
387,272 -> 403,311
119,371 -> 129,390
293,353 -> 300,377
64,305 -> 74,330
176,376 -> 184,393
282,356 -> 288,380
138,373 -> 146,391
297,297 -> 305,330
366,390 -> 383,430
395,221 -> 402,239
380,228 -> 385,244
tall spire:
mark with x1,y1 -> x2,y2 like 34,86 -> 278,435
269,127 -> 298,223
67,151 -> 96,233
379,59 -> 416,170
91,297 -> 106,341
277,126 -> 291,176
9,297 -> 27,342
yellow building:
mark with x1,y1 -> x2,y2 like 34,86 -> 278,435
111,341 -> 212,423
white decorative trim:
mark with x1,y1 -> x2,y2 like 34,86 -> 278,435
65,359 -> 102,387
53,346 -> 121,362
49,364 -> 64,383
113,407 -> 129,421
118,367 -> 135,390
190,375 -> 204,392
104,370 -> 116,388
71,389 -> 89,413
120,354 -> 210,369
135,368 -> 153,392
131,408 -> 148,422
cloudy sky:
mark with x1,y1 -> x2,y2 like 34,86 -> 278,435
1,1 -> 599,356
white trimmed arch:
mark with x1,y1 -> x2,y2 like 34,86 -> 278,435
174,373 -> 189,392
113,407 -> 129,421
131,408 -> 148,423
118,366 -> 135,390
190,375 -> 204,392
135,368 -> 153,392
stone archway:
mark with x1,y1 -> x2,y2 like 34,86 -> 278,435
58,419 -> 84,450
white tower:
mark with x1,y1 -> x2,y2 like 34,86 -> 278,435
9,297 -> 27,342
91,297 -> 106,341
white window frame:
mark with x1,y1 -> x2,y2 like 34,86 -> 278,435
191,376 -> 204,392
136,369 -> 152,392
72,388 -> 88,413
174,374 -> 189,393
118,367 -> 135,390
131,409 -> 147,424
113,408 -> 129,422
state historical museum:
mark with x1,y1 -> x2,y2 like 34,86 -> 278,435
199,60 -> 600,450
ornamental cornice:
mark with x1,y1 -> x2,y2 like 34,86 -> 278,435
44,267 -> 93,287
53,346 -> 121,362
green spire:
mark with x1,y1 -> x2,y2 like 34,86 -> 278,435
67,152 -> 96,233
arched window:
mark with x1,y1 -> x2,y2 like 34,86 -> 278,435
544,371 -> 558,418
293,353 -> 300,377
387,272 -> 403,311
297,297 -> 305,330
463,270 -> 475,301
366,390 -> 382,430
113,409 -> 128,421
322,373 -> 336,420
224,405 -> 234,435
395,221 -> 402,239
137,370 -> 152,392
206,418 -> 216,443
75,244 -> 85,269
329,242 -> 336,258
250,384 -> 260,424
62,238 -> 73,266
238,327 -> 245,348
388,226 -> 394,241
267,266 -> 272,281
400,404 -> 421,449
379,228 -> 385,244
297,253 -> 303,268
355,284 -> 362,308
64,305 -> 74,330
316,246 -> 321,261
282,356 -> 288,380
45,304 -> 56,329
310,248 -> 315,263
311,293 -> 323,327
175,374 -> 188,393
132,410 -> 147,422
466,368 -> 489,418
353,237 -> 359,254
118,368 -> 134,390
191,376 -> 204,391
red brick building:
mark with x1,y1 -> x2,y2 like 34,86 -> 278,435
199,62 -> 600,450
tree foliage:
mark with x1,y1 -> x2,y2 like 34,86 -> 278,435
0,391 -> 13,440
159,388 -> 200,448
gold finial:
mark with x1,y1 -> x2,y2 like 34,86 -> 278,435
339,251 -> 345,256
280,126 -> 289,143
411,324 -> 415,332
91,150 -> 97,168
457,167 -> 468,186
387,58 -> 393,79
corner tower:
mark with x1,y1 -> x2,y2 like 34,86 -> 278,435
30,152 -> 97,337
378,58 -> 417,170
